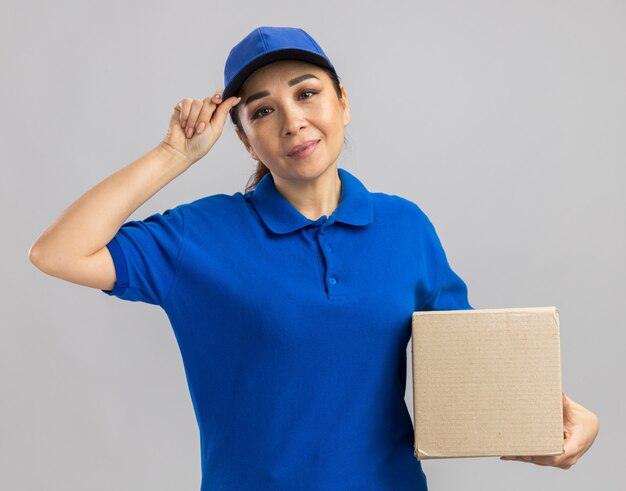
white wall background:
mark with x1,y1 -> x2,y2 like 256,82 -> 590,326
2,0 -> 623,489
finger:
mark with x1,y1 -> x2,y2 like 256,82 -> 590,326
171,102 -> 183,123
562,392 -> 574,423
563,425 -> 573,440
534,456 -> 574,469
212,95 -> 242,131
562,431 -> 581,463
178,98 -> 195,129
211,90 -> 223,105
194,92 -> 223,134
502,453 -> 571,468
524,455 -> 556,466
500,456 -> 531,463
184,100 -> 204,138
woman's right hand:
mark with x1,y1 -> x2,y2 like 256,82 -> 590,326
159,89 -> 242,166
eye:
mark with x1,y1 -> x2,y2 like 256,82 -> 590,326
250,90 -> 319,120
251,107 -> 272,120
299,89 -> 317,99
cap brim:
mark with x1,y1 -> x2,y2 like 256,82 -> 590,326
223,49 -> 335,101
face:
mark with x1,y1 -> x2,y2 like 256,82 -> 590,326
234,59 -> 350,184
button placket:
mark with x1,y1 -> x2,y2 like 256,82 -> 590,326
317,224 -> 340,297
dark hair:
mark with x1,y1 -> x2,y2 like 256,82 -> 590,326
228,65 -> 348,194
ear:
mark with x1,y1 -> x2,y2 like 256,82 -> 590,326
339,83 -> 351,127
234,126 -> 261,161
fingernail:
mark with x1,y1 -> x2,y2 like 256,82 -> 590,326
181,119 -> 186,129
197,122 -> 205,133
186,127 -> 193,138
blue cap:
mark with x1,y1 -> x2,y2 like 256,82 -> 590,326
222,26 -> 338,101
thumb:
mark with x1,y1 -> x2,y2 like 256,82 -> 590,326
562,392 -> 574,424
212,96 -> 242,130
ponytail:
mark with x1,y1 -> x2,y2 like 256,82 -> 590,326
245,161 -> 271,194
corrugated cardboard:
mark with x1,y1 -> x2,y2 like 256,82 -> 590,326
411,307 -> 564,460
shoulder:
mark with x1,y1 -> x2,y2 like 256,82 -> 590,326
169,190 -> 249,220
370,191 -> 436,231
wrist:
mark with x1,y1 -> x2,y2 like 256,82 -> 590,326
155,142 -> 193,169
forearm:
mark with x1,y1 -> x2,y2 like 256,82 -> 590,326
29,143 -> 191,271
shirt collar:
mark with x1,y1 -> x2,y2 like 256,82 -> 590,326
249,168 -> 374,235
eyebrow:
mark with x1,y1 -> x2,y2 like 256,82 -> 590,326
244,74 -> 320,107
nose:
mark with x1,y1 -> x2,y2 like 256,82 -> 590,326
281,100 -> 307,136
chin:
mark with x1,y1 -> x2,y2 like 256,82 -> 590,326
294,161 -> 337,181
272,158 -> 333,181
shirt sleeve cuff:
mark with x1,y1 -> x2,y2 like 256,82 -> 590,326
101,236 -> 129,296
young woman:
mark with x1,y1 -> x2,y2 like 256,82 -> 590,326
29,26 -> 598,490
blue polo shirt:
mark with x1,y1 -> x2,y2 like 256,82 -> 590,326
102,167 -> 472,491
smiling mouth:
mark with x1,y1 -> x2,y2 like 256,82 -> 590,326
288,140 -> 320,158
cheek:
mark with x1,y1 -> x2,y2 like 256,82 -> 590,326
308,104 -> 337,127
249,134 -> 282,161
320,109 -> 346,138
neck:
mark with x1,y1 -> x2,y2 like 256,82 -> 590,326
272,164 -> 342,221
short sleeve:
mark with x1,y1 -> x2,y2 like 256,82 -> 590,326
419,215 -> 474,312
100,206 -> 185,306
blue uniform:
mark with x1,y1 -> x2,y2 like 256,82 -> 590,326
102,167 -> 473,490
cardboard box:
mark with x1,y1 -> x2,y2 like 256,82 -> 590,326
411,306 -> 564,460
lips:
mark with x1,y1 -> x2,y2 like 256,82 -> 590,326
287,139 -> 320,156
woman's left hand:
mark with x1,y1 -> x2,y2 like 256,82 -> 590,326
500,392 -> 599,469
